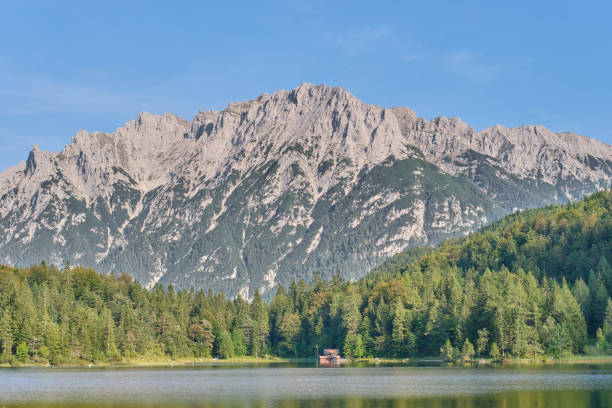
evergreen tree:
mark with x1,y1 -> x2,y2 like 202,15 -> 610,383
604,299 -> 612,343
476,328 -> 489,358
278,312 -> 301,357
596,328 -> 609,353
100,307 -> 117,358
341,289 -> 362,355
441,339 -> 454,361
391,303 -> 407,357
462,339 -> 475,361
232,330 -> 247,357
215,327 -> 234,359
490,342 -> 500,361
588,274 -> 609,333
597,256 -> 612,293
572,278 -> 590,315
188,319 -> 214,357
250,290 -> 269,357
352,334 -> 365,359
16,342 -> 28,362
0,309 -> 13,362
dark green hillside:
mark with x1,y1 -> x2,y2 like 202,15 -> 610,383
384,189 -> 612,334
1,191 -> 612,365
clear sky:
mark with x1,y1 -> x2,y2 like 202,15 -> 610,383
1,0 -> 610,170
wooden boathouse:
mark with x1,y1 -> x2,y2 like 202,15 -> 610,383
319,349 -> 348,365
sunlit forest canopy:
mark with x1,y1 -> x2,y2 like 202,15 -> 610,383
1,190 -> 612,364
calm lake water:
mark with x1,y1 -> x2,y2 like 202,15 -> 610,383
1,363 -> 612,407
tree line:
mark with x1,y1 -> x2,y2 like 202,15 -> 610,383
2,190 -> 612,364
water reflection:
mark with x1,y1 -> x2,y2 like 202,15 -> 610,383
4,392 -> 612,408
1,364 -> 611,407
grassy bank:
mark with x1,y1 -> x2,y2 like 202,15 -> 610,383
353,354 -> 612,366
3,354 -> 612,368
0,355 -> 314,368
503,354 -> 612,365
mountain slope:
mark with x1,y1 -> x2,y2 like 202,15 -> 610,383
3,191 -> 611,364
1,84 -> 611,297
372,189 -> 612,338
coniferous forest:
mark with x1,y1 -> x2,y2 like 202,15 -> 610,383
2,190 -> 612,365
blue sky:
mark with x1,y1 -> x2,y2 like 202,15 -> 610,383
1,0 -> 610,169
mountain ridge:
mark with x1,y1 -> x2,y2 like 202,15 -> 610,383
1,83 -> 611,298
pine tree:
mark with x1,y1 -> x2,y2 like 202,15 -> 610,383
490,342 -> 500,361
278,312 -> 301,357
16,342 -> 28,362
441,339 -> 454,361
572,278 -> 590,315
250,289 -> 269,358
44,322 -> 63,365
596,328 -> 609,353
0,309 -> 13,362
462,338 -> 475,361
352,334 -> 365,359
603,299 -> 612,343
557,280 -> 588,353
589,273 -> 609,333
391,303 -> 406,357
494,306 -> 509,357
476,328 -> 489,358
215,327 -> 234,359
101,307 -> 117,358
231,330 -> 247,357
341,289 -> 362,355
597,256 -> 612,293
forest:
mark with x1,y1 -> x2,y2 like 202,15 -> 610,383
1,190 -> 612,365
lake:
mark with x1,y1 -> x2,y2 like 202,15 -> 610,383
1,363 -> 612,407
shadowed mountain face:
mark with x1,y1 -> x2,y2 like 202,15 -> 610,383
1,84 -> 611,298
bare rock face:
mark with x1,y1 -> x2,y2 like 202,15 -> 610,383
0,84 -> 610,298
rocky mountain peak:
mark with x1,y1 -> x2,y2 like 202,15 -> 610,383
24,144 -> 56,179
24,144 -> 40,176
0,84 -> 611,297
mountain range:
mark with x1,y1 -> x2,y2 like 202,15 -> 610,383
1,83 -> 611,298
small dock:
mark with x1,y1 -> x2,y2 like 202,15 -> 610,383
319,349 -> 348,365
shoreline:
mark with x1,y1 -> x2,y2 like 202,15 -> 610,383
355,355 -> 612,366
3,355 -> 612,369
0,356 -> 312,368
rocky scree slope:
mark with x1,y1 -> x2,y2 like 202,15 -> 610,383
1,84 -> 611,298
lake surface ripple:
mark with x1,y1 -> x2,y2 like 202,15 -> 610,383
1,363 -> 611,407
